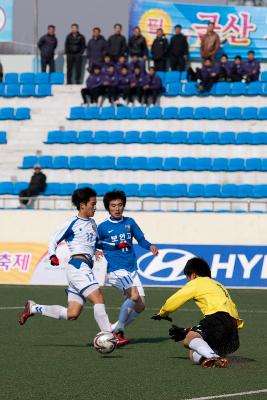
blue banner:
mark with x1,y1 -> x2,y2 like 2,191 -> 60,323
135,244 -> 267,288
130,0 -> 267,60
0,0 -> 13,41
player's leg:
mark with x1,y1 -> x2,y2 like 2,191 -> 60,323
124,271 -> 145,326
86,287 -> 112,332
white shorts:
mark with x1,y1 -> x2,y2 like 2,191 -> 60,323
66,258 -> 99,305
106,269 -> 145,297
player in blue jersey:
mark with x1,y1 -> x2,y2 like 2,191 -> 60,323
19,187 -> 113,339
97,190 -> 158,345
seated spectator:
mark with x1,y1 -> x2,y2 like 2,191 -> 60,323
81,65 -> 103,106
243,50 -> 260,82
86,27 -> 107,70
217,54 -> 232,81
128,55 -> 146,74
128,26 -> 148,60
151,28 -> 168,72
143,66 -> 164,106
130,66 -> 146,105
117,65 -> 132,105
101,55 -> 113,74
19,165 -> 46,207
197,58 -> 219,92
116,55 -> 128,72
229,56 -> 244,82
102,64 -> 119,104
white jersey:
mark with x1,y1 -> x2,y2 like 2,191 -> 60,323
48,216 -> 97,260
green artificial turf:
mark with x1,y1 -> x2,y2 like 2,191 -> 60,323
0,286 -> 266,400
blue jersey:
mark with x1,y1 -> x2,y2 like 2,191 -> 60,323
97,216 -> 151,273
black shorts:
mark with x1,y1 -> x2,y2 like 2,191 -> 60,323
191,312 -> 240,356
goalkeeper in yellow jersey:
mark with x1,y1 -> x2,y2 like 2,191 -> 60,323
152,257 -> 244,368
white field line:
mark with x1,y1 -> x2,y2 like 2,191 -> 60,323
184,389 -> 267,400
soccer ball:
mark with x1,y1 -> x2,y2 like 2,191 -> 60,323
93,331 -> 117,354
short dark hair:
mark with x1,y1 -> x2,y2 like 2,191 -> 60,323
208,22 -> 215,26
48,25 -> 55,30
157,28 -> 163,33
204,57 -> 212,62
221,53 -> 228,59
149,66 -> 156,72
72,187 -> 97,210
248,50 -> 255,55
71,23 -> 79,28
235,55 -> 242,60
184,257 -> 211,278
103,190 -> 126,211
114,23 -> 122,29
93,27 -> 101,32
175,24 -> 182,29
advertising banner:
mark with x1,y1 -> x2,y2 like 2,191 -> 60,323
130,0 -> 267,60
0,0 -> 13,41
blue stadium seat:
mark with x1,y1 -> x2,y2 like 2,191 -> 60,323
44,183 -> 61,195
94,130 -> 109,144
140,131 -> 156,144
263,84 -> 267,96
147,157 -> 163,170
20,73 -> 35,84
204,184 -> 221,197
188,184 -> 205,197
0,107 -> 14,120
228,158 -> 245,171
108,130 -> 124,144
60,183 -> 76,195
0,181 -> 14,194
84,106 -> 100,120
69,107 -> 85,120
155,184 -> 173,197
50,72 -> 64,84
39,155 -> 53,168
36,84 -> 52,97
0,131 -> 7,144
84,156 -> 101,169
203,131 -> 220,144
258,107 -> 267,120
99,156 -> 116,170
35,72 -> 49,84
236,132 -> 253,145
124,130 -> 140,143
156,131 -> 172,144
226,107 -> 242,120
20,84 -> 36,97
214,82 -> 231,96
180,157 -> 196,170
45,131 -> 61,144
165,71 -> 180,84
156,72 -> 166,85
77,130 -> 94,144
166,83 -> 182,96
221,184 -> 238,198
171,131 -> 187,144
247,82 -> 263,96
220,131 -> 236,144
146,106 -> 162,119
261,159 -> 267,171
4,73 -> 19,84
188,131 -> 203,144
124,183 -> 139,196
53,156 -> 69,169
61,130 -> 77,144
93,183 -> 109,196
116,156 -> 133,170
231,82 -> 247,96
252,132 -> 267,145
0,83 -> 4,96
4,84 -> 20,97
162,107 -> 178,119
237,184 -> 254,198
261,71 -> 267,82
245,158 -> 262,171
212,158 -> 229,171
210,107 -> 225,120
132,157 -> 148,170
253,184 -> 267,198
69,156 -> 85,169
195,158 -> 212,171
172,184 -> 188,197
139,184 -> 156,197
15,108 -> 31,120
194,107 -> 210,120
99,106 -> 115,120
178,107 -> 194,119
115,106 -> 131,119
163,157 -> 179,170
182,82 -> 198,96
22,156 -> 38,168
107,183 -> 125,192
77,182 -> 92,190
130,106 -> 147,119
13,182 -> 28,195
242,107 -> 258,120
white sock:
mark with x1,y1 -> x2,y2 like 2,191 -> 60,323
93,304 -> 111,332
31,304 -> 67,320
116,299 -> 136,332
192,351 -> 203,364
189,338 -> 219,359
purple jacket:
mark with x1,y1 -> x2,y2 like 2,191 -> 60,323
130,72 -> 146,88
115,62 -> 128,73
86,73 -> 103,89
101,63 -> 114,75
86,35 -> 107,67
219,61 -> 232,76
230,62 -> 245,78
128,60 -> 146,74
103,72 -> 119,87
143,73 -> 163,90
118,72 -> 132,89
243,59 -> 260,78
200,65 -> 218,80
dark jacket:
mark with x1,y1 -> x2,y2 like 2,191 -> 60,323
151,36 -> 168,61
101,62 -> 114,75
200,65 -> 218,80
128,34 -> 148,57
143,73 -> 163,90
103,72 -> 119,87
29,172 -> 47,193
118,72 -> 132,89
86,73 -> 103,89
128,59 -> 146,74
130,72 -> 146,88
230,62 -> 245,78
38,34 -> 58,58
243,59 -> 260,79
169,33 -> 188,57
107,33 -> 127,59
219,61 -> 232,76
65,32 -> 86,55
86,35 -> 107,65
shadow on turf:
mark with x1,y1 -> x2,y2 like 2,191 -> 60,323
228,355 -> 256,364
130,336 -> 170,345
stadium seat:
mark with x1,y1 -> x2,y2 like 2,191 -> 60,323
0,131 -> 7,144
212,158 -> 229,171
4,73 -> 19,84
220,131 -> 236,144
20,84 -> 36,97
156,131 -> 172,144
116,156 -> 133,170
60,183 -> 76,195
226,107 -> 242,120
0,181 -> 14,194
77,130 -> 94,144
236,132 -> 253,145
188,131 -> 203,144
69,107 -> 85,120
15,108 -> 31,120
39,155 -> 53,168
156,71 -> 166,84
231,82 -> 247,96
93,183 -> 109,196
13,182 -> 28,195
77,182 -> 91,189
178,107 -> 194,119
130,106 -> 147,119
172,184 -> 188,197
146,106 -> 162,119
171,131 -> 187,144
245,158 -> 262,171
84,106 -> 100,120
108,130 -> 124,144
180,157 -> 196,171
237,184 -> 254,198
210,107 -> 225,120
204,184 -> 221,197
132,157 -> 148,170
228,158 -> 245,171
221,184 -> 238,198
147,157 -> 163,170
242,107 -> 258,120
260,159 -> 267,171
194,107 -> 210,120
61,130 -> 77,144
253,184 -> 267,198
94,130 -> 109,144
258,107 -> 267,120
252,132 -> 267,145
84,156 -> 101,169
50,72 -> 64,84
108,183 -> 125,192
162,107 -> 178,119
4,84 -> 20,97
188,184 -> 205,197
165,71 -> 180,84
0,107 -> 15,120
261,71 -> 267,82
155,184 -> 173,197
53,156 -> 69,169
214,82 -> 231,96
166,83 -> 182,96
99,106 -> 116,120
163,157 -> 179,170
247,82 -> 263,96
35,72 -> 49,84
44,183 -> 61,195
203,131 -> 220,144
263,84 -> 267,96
36,84 -> 52,97
182,82 -> 198,96
195,158 -> 212,171
69,156 -> 85,169
22,156 -> 38,169
0,83 -> 4,96
115,106 -> 131,119
124,130 -> 140,143
124,183 -> 139,196
139,184 -> 156,197
99,156 -> 116,170
20,73 -> 35,84
45,131 -> 60,144
140,131 -> 156,144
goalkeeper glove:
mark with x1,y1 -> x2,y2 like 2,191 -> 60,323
115,242 -> 131,250
169,325 -> 191,342
151,313 -> 172,322
50,255 -> 59,266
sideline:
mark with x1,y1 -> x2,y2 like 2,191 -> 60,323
184,388 -> 267,400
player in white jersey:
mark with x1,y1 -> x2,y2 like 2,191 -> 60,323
19,187 -> 112,337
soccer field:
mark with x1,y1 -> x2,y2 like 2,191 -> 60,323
0,286 -> 266,400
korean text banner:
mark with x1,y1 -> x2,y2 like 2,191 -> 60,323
130,0 -> 267,60
0,0 -> 13,41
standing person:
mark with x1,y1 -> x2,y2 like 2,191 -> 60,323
19,164 -> 46,207
107,23 -> 127,63
243,50 -> 260,82
81,65 -> 103,105
200,22 -> 220,62
128,26 -> 148,60
38,25 -> 58,73
169,25 -> 189,71
151,28 -> 168,72
65,23 -> 86,84
143,66 -> 164,106
97,190 -> 158,345
19,187 -> 114,340
152,257 -> 243,368
86,27 -> 106,71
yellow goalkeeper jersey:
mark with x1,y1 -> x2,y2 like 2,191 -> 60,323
159,277 -> 244,329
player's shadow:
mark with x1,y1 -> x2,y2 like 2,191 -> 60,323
130,336 -> 170,345
33,344 -> 89,348
228,355 -> 256,364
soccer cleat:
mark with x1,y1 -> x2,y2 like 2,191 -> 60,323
202,357 -> 229,368
19,300 -> 35,325
113,330 -> 130,346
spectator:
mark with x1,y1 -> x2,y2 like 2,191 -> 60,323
0,60 -> 3,82
38,25 -> 58,73
218,54 -> 232,81
86,27 -> 106,70
169,25 -> 189,71
101,55 -> 113,74
19,165 -> 46,207
229,56 -> 244,82
143,66 -> 164,106
65,23 -> 86,84
128,55 -> 146,74
200,22 -> 220,61
116,55 -> 128,72
243,50 -> 260,82
151,28 -> 168,71
198,57 -> 219,92
130,65 -> 146,105
128,26 -> 148,60
117,65 -> 132,105
102,64 -> 119,104
81,65 -> 103,106
107,23 -> 127,62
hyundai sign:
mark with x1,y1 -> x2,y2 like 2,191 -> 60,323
135,245 -> 267,288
